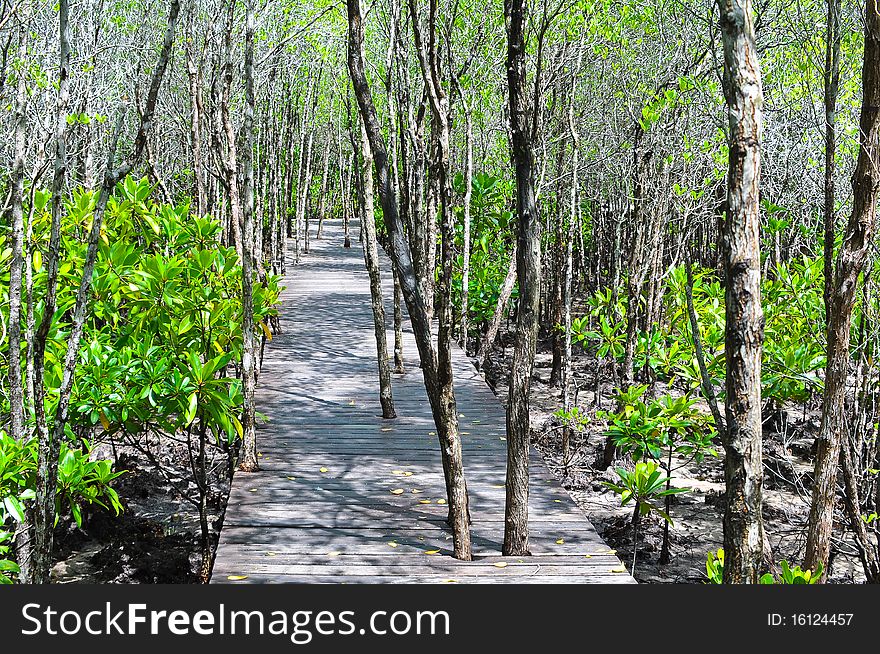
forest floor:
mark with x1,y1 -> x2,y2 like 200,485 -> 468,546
50,437 -> 229,583
479,327 -> 868,584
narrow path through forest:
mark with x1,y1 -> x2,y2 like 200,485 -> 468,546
211,220 -> 633,583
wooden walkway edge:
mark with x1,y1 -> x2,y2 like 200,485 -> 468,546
211,220 -> 635,584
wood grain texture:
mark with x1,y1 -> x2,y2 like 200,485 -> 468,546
211,220 -> 633,584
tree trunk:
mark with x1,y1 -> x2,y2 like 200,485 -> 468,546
316,126 -> 332,239
29,0 -> 72,583
717,0 -> 766,584
805,1 -> 880,577
823,0 -> 841,326
238,0 -> 259,473
346,0 -> 472,560
7,35 -> 27,444
460,108 -> 473,354
503,0 -> 542,556
393,268 -> 405,373
357,119 -> 397,419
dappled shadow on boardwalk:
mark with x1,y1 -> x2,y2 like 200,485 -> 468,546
211,219 -> 633,584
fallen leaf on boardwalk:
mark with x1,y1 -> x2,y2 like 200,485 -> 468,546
411,489 -> 422,494
458,414 -> 466,418
584,554 -> 593,559
424,550 -> 440,555
491,484 -> 505,489
402,471 -> 413,476
493,562 -> 508,568
442,579 -> 457,583
381,428 -> 393,432
387,542 -> 399,548
472,420 -> 481,424
553,499 -> 561,503
390,489 -> 404,495
436,499 -> 446,505
556,539 -> 565,544
499,437 -> 507,441
391,470 -> 405,475
326,551 -> 342,557
248,488 -> 257,492
227,575 -> 248,581
460,431 -> 470,435
606,549 -> 617,555
428,431 -> 436,436
348,400 -> 356,406
419,500 -> 432,504
319,467 -> 329,473
265,552 -> 276,557
286,476 -> 297,480
611,567 -> 627,573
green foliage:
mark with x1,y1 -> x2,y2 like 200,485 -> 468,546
703,549 -> 824,584
0,430 -> 124,583
706,548 -> 724,584
760,560 -> 824,585
570,287 -> 627,361
603,461 -> 688,525
13,176 -> 282,445
0,177 -> 282,582
599,387 -> 717,464
452,172 -> 516,325
553,405 -> 591,432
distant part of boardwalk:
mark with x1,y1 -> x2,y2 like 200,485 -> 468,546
211,220 -> 634,584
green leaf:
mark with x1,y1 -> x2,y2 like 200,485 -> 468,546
184,392 -> 199,426
3,496 -> 25,523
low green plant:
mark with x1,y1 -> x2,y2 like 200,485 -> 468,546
603,460 -> 688,573
702,549 -> 823,584
600,386 -> 716,564
760,560 -> 824,585
706,548 -> 724,584
0,430 -> 123,583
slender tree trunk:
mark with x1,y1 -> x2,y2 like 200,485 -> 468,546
347,0 -> 472,559
302,128 -> 315,254
186,17 -> 206,219
460,108 -> 473,353
805,2 -> 880,577
393,268 -> 405,373
29,0 -> 72,583
238,0 -> 259,473
357,120 -> 396,418
503,0 -> 542,556
219,0 -> 243,258
316,126 -> 332,239
823,0 -> 841,325
561,43 -> 583,475
686,259 -> 725,431
717,0 -> 766,584
7,35 -> 27,444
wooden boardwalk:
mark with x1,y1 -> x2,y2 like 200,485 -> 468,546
212,220 -> 634,583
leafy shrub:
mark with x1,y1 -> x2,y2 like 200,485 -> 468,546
603,460 -> 688,525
